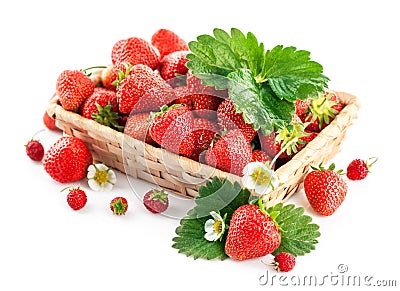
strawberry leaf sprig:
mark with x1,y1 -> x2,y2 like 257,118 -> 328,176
172,177 -> 321,260
186,28 -> 330,134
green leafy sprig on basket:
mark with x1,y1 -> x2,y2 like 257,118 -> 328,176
186,28 -> 329,134
172,177 -> 321,260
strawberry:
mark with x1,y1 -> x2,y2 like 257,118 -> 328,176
124,112 -> 156,146
251,149 -> 272,163
295,98 -> 310,116
56,69 -> 95,111
171,86 -> 193,109
151,29 -> 188,60
149,104 -> 195,157
273,252 -> 296,272
304,163 -> 348,216
101,64 -> 119,91
225,204 -> 281,261
43,111 -> 61,131
64,187 -> 87,211
188,118 -> 220,162
116,64 -> 175,114
25,139 -> 44,161
160,50 -> 189,80
346,157 -> 377,180
301,91 -> 344,132
111,37 -> 160,70
43,136 -> 93,183
110,197 -> 128,215
143,189 -> 169,213
217,99 -> 256,142
80,87 -> 122,131
186,71 -> 229,98
205,129 -> 252,176
192,94 -> 223,120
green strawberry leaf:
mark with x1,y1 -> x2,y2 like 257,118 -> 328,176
172,177 -> 251,260
258,45 -> 330,102
266,203 -> 321,257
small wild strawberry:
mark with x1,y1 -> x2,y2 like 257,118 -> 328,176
25,139 -> 44,161
63,187 -> 87,211
273,252 -> 296,272
143,189 -> 169,214
110,197 -> 128,215
346,157 -> 377,180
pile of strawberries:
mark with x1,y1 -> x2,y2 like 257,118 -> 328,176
49,28 -> 351,178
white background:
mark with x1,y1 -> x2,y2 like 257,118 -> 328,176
1,0 -> 399,290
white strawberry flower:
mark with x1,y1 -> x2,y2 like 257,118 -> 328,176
87,163 -> 116,191
242,162 -> 279,195
204,211 -> 227,242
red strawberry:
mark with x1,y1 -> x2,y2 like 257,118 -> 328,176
192,94 -> 223,120
143,189 -> 169,213
25,139 -> 44,161
186,71 -> 229,98
110,197 -> 128,215
111,37 -> 160,70
101,64 -> 119,91
116,64 -> 175,114
273,252 -> 296,272
151,29 -> 188,60
80,87 -> 122,131
56,70 -> 95,111
124,112 -> 156,146
205,129 -> 252,176
217,99 -> 256,142
160,50 -> 189,80
171,86 -> 193,109
43,111 -> 61,131
149,104 -> 195,157
251,150 -> 272,163
64,187 -> 87,211
301,91 -> 344,132
346,157 -> 377,180
295,98 -> 311,116
43,136 -> 93,183
304,163 -> 348,216
225,204 -> 281,261
188,118 -> 219,162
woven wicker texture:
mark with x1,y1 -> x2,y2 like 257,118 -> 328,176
47,70 -> 360,204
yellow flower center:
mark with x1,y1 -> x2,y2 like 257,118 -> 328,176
252,166 -> 271,185
213,220 -> 223,233
94,170 -> 108,184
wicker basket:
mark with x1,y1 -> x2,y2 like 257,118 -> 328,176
46,70 -> 360,205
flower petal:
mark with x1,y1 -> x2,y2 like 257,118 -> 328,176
204,219 -> 215,232
107,170 -> 117,184
204,231 -> 219,242
87,165 -> 96,179
102,182 -> 114,192
242,175 -> 257,189
88,179 -> 101,191
95,163 -> 109,171
210,211 -> 222,222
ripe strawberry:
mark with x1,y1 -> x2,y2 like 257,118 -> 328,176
188,118 -> 219,162
110,197 -> 128,215
273,252 -> 296,272
143,189 -> 169,213
111,37 -> 160,70
101,64 -> 119,91
43,136 -> 93,183
56,70 -> 95,111
151,29 -> 188,60
80,87 -> 122,131
346,157 -> 377,180
192,94 -> 223,120
295,98 -> 310,116
124,112 -> 156,146
116,64 -> 175,114
225,204 -> 281,261
304,163 -> 348,216
186,71 -> 229,98
251,150 -> 272,163
149,104 -> 195,157
205,129 -> 252,176
301,91 -> 344,132
171,86 -> 193,109
217,99 -> 256,142
64,187 -> 87,210
25,139 -> 44,161
43,111 -> 61,131
160,50 -> 189,80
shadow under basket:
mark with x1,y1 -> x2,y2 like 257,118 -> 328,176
46,80 -> 360,206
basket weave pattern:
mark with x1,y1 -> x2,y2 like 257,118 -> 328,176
46,71 -> 360,204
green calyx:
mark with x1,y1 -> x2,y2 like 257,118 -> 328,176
112,64 -> 132,87
149,189 -> 169,205
92,102 -> 124,132
149,104 -> 182,120
60,186 -> 80,193
365,157 -> 378,171
307,92 -> 339,129
310,162 -> 344,175
111,198 -> 127,215
275,122 -> 309,156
